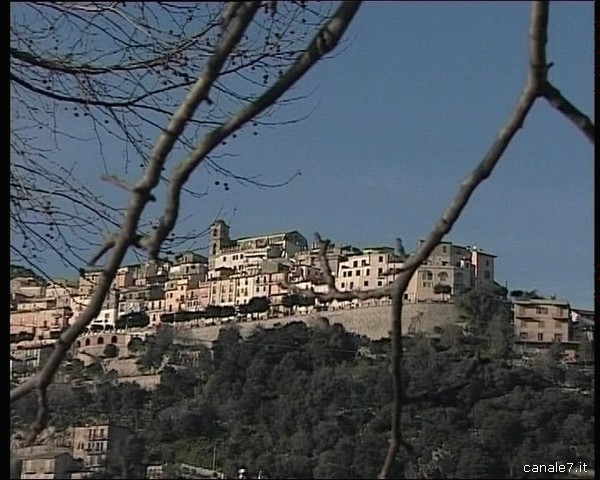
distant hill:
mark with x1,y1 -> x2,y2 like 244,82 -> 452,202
10,264 -> 47,285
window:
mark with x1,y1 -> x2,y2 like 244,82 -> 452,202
438,272 -> 449,283
348,271 -> 352,277
519,332 -> 528,340
355,270 -> 360,276
484,271 -> 490,280
536,307 -> 549,314
554,334 -> 563,342
341,283 -> 345,289
537,333 -> 544,341
361,260 -> 367,266
353,260 -> 358,268
441,246 -> 447,253
378,268 -> 383,276
349,282 -> 354,289
342,271 -> 347,278
366,269 -> 370,276
378,256 -> 384,262
364,281 -> 369,287
378,281 -> 383,287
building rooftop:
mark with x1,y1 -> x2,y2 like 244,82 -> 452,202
513,298 -> 570,306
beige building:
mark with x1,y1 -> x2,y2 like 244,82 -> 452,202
164,274 -> 203,313
11,276 -> 46,299
10,306 -> 73,338
404,240 -> 496,302
168,252 -> 208,280
208,220 -> 308,271
513,298 -> 571,344
78,265 -> 136,296
71,423 -> 130,472
186,283 -> 212,311
336,247 -> 404,293
293,242 -> 361,270
146,296 -> 167,326
134,259 -> 170,287
17,451 -> 80,479
116,284 -> 163,317
209,270 -> 239,307
44,280 -> 78,309
10,340 -> 55,377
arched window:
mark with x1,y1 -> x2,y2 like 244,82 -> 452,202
97,336 -> 104,345
76,341 -> 81,348
438,272 -> 449,283
421,271 -> 433,281
111,336 -> 118,344
85,338 -> 91,346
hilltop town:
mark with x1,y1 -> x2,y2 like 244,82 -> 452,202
10,221 -> 595,479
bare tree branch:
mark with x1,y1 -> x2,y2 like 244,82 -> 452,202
11,0 -> 264,431
145,1 -> 362,258
542,82 -> 595,143
10,1 -> 361,446
377,2 -> 550,476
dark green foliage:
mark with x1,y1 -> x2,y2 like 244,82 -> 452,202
239,296 -> 271,315
127,336 -> 144,353
11,316 -> 595,479
10,331 -> 35,343
455,284 -> 513,359
136,325 -> 174,371
103,343 -> 119,358
115,312 -> 149,329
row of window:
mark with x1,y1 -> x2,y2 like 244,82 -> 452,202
521,319 -> 564,329
519,332 -> 563,342
340,280 -> 379,289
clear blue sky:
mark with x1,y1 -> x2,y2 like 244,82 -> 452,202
13,2 -> 594,309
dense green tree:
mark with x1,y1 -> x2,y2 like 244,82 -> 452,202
103,343 -> 119,358
11,317 -> 595,479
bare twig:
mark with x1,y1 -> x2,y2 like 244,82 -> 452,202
377,2 -> 549,476
10,1 -> 361,446
101,174 -> 156,202
145,1 -> 362,258
10,0 -> 263,435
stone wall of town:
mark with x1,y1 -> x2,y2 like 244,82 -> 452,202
174,302 -> 462,345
